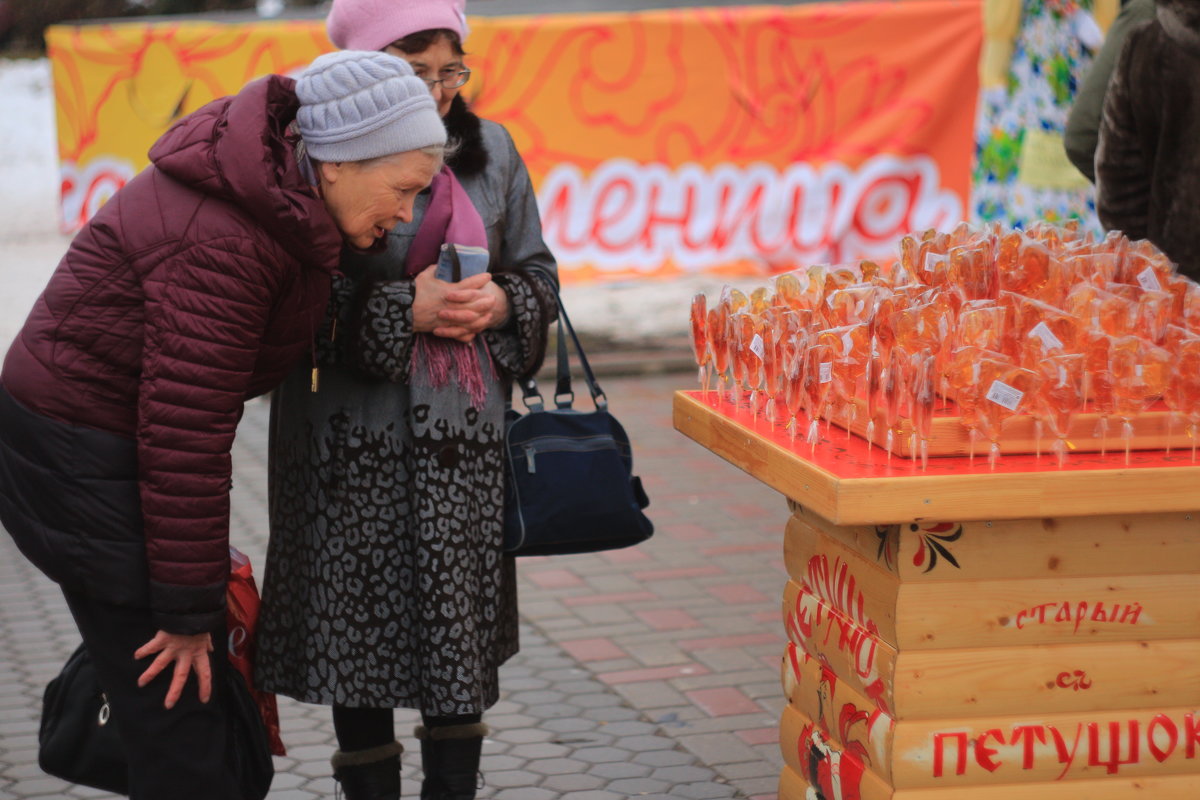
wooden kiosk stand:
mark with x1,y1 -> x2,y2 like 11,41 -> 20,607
674,389 -> 1200,800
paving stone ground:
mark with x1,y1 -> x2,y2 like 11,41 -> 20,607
0,372 -> 789,799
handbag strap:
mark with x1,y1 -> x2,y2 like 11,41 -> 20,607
511,269 -> 605,412
552,294 -> 606,410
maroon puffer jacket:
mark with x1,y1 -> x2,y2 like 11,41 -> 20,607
1,74 -> 341,633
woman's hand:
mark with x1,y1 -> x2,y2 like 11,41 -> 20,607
412,266 -> 509,343
437,280 -> 509,342
134,630 -> 214,710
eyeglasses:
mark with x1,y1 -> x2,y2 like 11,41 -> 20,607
419,68 -> 471,90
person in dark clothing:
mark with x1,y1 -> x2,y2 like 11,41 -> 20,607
255,1 -> 558,799
1063,0 -> 1155,183
1095,0 -> 1200,279
0,50 -> 448,799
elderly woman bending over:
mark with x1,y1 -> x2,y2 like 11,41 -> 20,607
0,51 -> 447,800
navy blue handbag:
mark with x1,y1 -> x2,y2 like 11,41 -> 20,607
503,293 -> 653,556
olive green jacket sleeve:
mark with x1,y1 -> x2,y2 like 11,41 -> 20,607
1063,0 -> 1156,183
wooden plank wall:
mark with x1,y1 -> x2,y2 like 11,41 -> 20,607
778,505 -> 1200,798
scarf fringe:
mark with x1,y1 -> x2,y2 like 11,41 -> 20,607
410,334 -> 496,409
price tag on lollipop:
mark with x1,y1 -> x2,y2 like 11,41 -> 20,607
1137,266 -> 1163,292
986,379 -> 1024,412
1029,321 -> 1064,352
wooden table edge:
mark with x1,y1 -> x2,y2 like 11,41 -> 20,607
672,390 -> 1200,524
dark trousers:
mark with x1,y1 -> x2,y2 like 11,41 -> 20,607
62,589 -> 241,800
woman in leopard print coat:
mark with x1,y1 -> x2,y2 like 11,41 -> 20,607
254,17 -> 558,800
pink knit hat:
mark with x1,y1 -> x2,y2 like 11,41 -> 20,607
327,0 -> 469,53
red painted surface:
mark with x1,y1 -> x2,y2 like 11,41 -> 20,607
683,390 -> 1200,479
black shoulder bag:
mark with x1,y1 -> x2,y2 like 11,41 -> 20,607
503,292 -> 653,556
38,642 -> 274,798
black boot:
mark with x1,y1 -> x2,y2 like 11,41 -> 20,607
416,722 -> 488,800
331,740 -> 403,800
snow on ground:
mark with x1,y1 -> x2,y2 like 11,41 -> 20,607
0,60 -> 60,240
0,59 -> 73,352
0,57 -> 694,356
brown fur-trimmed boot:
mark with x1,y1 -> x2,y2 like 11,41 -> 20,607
331,740 -> 403,800
415,722 -> 488,800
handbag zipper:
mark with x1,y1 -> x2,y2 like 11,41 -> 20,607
520,435 -> 623,474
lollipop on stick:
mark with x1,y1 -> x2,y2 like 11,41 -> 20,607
1110,335 -> 1171,465
909,350 -> 938,470
706,303 -> 733,402
976,360 -> 1041,470
943,346 -> 1010,465
881,345 -> 913,464
1035,354 -> 1084,468
780,329 -> 811,441
690,293 -> 709,393
817,324 -> 871,439
1167,337 -> 1200,459
802,341 -> 834,454
1080,330 -> 1116,455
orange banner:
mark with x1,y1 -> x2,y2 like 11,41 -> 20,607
47,2 -> 982,283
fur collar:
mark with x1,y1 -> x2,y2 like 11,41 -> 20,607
445,94 -> 489,178
1158,0 -> 1200,56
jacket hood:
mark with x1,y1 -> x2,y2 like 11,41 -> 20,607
148,75 -> 342,272
1158,0 -> 1200,55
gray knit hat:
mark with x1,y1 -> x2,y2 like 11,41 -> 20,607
295,50 -> 446,162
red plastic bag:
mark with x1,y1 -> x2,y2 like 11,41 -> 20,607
227,547 -> 286,756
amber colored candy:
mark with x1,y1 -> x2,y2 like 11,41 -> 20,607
1164,337 -> 1200,423
707,304 -> 731,378
975,360 -> 1041,445
1110,335 -> 1171,420
1163,324 -> 1200,354
1014,297 -> 1079,367
825,284 -> 888,327
1065,282 -> 1134,336
690,293 -> 708,367
1133,289 -> 1173,345
1035,353 -> 1084,439
802,341 -> 834,423
725,286 -> 749,313
909,350 -> 938,453
1080,329 -> 1115,414
1119,238 -> 1173,290
772,272 -> 809,312
749,286 -> 771,316
955,305 -> 1005,353
949,244 -> 997,300
998,232 -> 1063,303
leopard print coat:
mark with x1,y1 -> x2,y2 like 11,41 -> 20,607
255,117 -> 557,715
